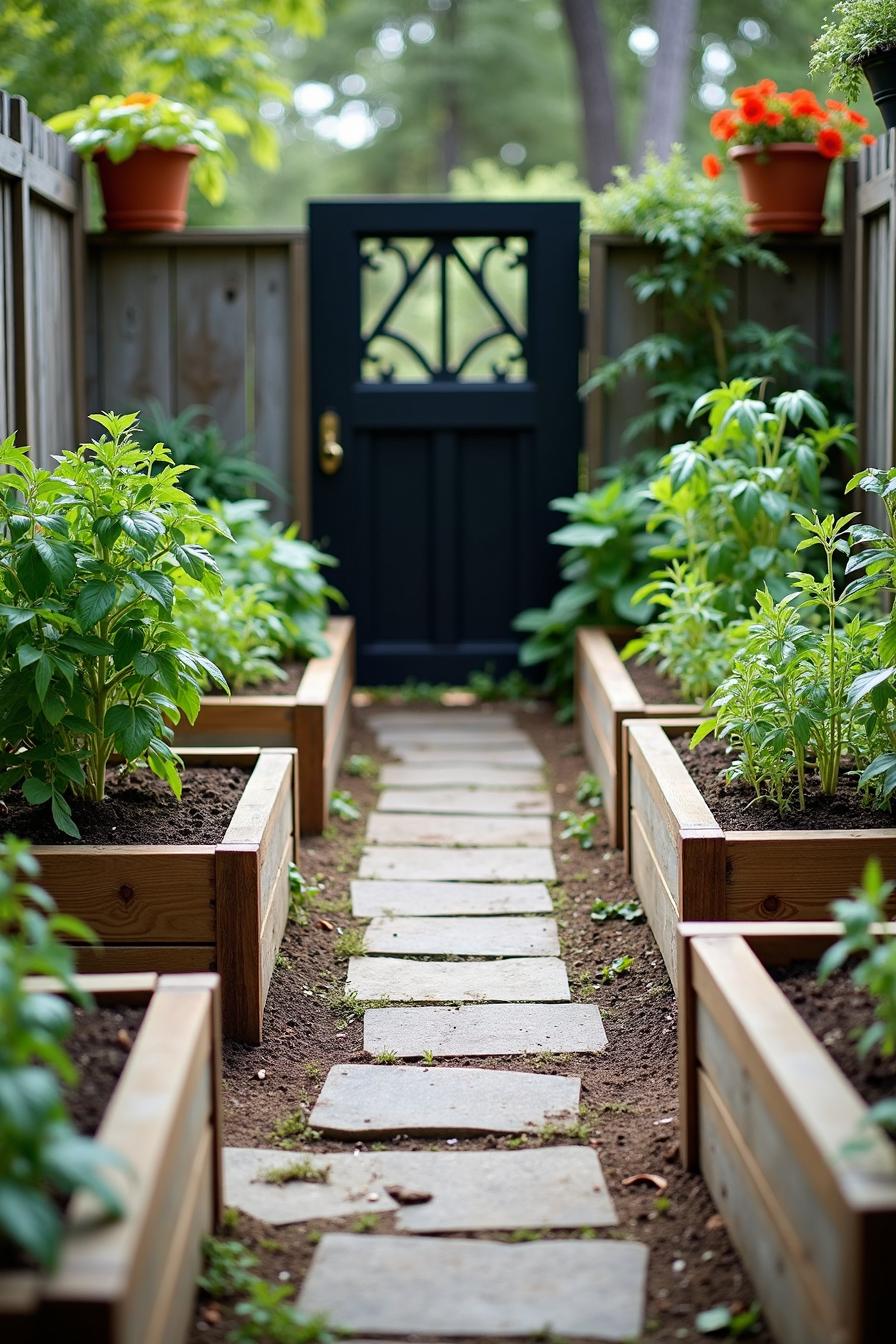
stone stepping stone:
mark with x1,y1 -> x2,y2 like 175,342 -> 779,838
359,846 -> 556,882
377,787 -> 552,816
380,763 -> 545,789
347,955 -> 569,1003
367,812 -> 551,848
364,1003 -> 606,1058
352,880 -> 554,918
297,1234 -> 648,1340
374,728 -> 532,748
386,744 -> 543,766
368,710 -> 517,729
363,915 -> 559,957
224,1145 -> 616,1231
308,1063 -> 581,1137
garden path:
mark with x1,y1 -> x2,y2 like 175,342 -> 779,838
224,709 -> 648,1340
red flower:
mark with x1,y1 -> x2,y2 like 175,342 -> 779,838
764,111 -> 784,127
790,89 -> 826,119
826,99 -> 848,112
702,153 -> 724,180
756,79 -> 777,96
862,133 -> 877,145
817,126 -> 845,158
739,94 -> 767,124
847,109 -> 869,127
732,85 -> 757,104
709,109 -> 738,141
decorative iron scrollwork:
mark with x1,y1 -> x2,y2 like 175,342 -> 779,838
360,235 -> 528,383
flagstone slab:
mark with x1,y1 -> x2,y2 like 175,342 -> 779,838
386,744 -> 543,766
375,729 -> 532,749
377,787 -> 552,815
308,1064 -> 581,1137
346,956 -> 569,1003
364,1002 -> 606,1058
368,710 -> 517,729
297,1234 -> 648,1340
359,846 -> 556,882
351,880 -> 554,917
367,812 -> 552,848
363,915 -> 559,957
380,763 -> 545,789
224,1146 -> 616,1231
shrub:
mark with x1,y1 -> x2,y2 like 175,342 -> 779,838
139,403 -> 282,506
0,836 -> 123,1268
0,412 -> 227,836
811,1 -> 896,102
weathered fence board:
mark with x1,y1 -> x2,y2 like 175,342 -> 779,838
0,92 -> 83,464
585,231 -> 845,473
87,232 -> 310,525
855,131 -> 896,512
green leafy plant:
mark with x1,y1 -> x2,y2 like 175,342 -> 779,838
199,1236 -> 337,1343
559,810 -> 599,850
48,93 -> 232,204
820,859 -> 896,1071
345,754 -> 378,779
0,412 -> 227,836
330,788 -> 360,823
811,1 -> 896,102
696,1301 -> 763,1338
590,898 -> 645,924
0,836 -> 124,1268
139,404 -> 282,505
259,1159 -> 330,1185
288,865 -> 320,924
173,582 -> 289,693
576,772 -> 603,806
598,954 -> 634,983
466,665 -> 533,701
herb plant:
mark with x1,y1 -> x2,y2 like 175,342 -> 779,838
821,859 -> 896,1059
0,413 -> 227,836
0,836 -> 123,1268
140,404 -> 282,505
174,583 -> 290,692
811,1 -> 896,102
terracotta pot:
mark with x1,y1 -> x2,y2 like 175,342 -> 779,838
95,143 -> 198,233
862,48 -> 896,132
728,142 -> 832,235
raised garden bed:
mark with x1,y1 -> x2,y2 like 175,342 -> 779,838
30,747 -> 298,1043
575,628 -> 699,847
175,616 -> 355,835
623,719 -> 896,985
0,970 -> 222,1342
678,922 -> 896,1344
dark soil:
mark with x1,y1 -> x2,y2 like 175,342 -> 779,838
677,738 -> 896,832
627,658 -> 690,707
192,701 -> 772,1344
65,1003 -> 146,1136
775,962 -> 896,1127
2,766 -> 249,845
236,659 -> 307,696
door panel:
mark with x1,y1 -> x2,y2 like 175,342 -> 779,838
309,200 -> 581,683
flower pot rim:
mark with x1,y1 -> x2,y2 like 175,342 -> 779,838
93,141 -> 200,161
860,44 -> 896,68
728,141 -> 831,161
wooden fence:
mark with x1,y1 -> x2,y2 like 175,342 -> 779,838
0,93 -> 84,465
86,232 -> 310,525
855,131 -> 896,502
585,232 -> 845,473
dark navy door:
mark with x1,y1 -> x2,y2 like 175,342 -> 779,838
309,199 -> 581,683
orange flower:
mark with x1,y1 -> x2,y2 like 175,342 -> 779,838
702,153 -> 724,180
817,126 -> 845,158
756,79 -> 777,97
862,133 -> 877,145
732,85 -> 757,104
739,94 -> 767,124
122,92 -> 160,107
826,98 -> 848,112
790,89 -> 825,118
764,111 -> 784,127
847,109 -> 869,127
709,109 -> 738,141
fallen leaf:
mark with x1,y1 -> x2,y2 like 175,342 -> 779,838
317,918 -> 335,931
622,1172 -> 669,1192
384,1184 -> 433,1205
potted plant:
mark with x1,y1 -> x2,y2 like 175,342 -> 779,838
812,1 -> 896,132
577,380 -> 844,846
703,81 -> 875,233
0,837 -> 222,1341
678,869 -> 896,1344
0,414 -> 297,1040
48,93 -> 231,231
625,474 -> 896,982
171,498 -> 355,835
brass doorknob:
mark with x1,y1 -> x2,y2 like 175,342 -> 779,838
319,410 -> 344,475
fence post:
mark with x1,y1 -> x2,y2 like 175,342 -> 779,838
9,95 -> 32,443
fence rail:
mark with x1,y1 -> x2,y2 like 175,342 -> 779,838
0,92 -> 84,464
855,131 -> 896,505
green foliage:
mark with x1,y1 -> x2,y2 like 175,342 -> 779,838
513,468 -> 659,717
139,404 -> 282,505
0,412 -> 227,836
696,1301 -> 763,1338
329,788 -> 360,823
199,1236 -> 337,1343
559,810 -> 599,850
576,772 -> 603,806
811,1 -> 896,101
259,1158 -> 329,1185
466,665 -> 534,701
287,864 -> 319,924
345,754 -> 377,779
199,1238 -> 259,1299
590,898 -> 645,924
820,860 -> 896,1068
48,92 -> 232,204
0,837 -> 123,1269
598,954 -> 634,983
174,583 -> 290,693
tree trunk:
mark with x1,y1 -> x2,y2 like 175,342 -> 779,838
637,0 -> 698,163
440,0 -> 463,188
559,0 -> 620,190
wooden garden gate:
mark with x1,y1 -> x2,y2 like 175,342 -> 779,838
309,200 -> 582,684
855,131 -> 896,496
